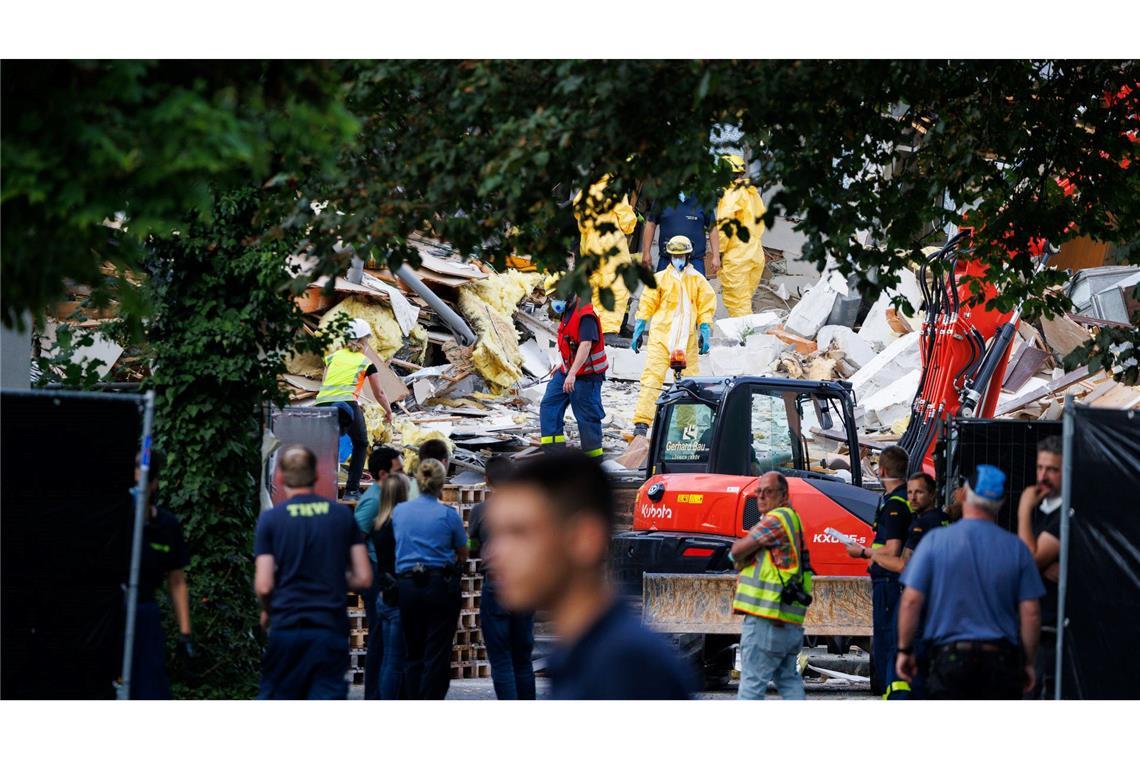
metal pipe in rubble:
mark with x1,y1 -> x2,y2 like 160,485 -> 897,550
395,264 -> 477,347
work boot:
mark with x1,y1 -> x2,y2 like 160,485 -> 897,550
633,423 -> 649,438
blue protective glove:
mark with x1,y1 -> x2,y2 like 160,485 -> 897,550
631,319 -> 647,353
698,323 -> 712,355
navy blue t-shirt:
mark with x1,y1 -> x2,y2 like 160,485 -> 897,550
547,600 -> 697,699
904,508 -> 950,553
870,485 -> 912,581
648,196 -> 715,267
254,495 -> 364,633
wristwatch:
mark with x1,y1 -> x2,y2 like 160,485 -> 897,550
897,645 -> 914,655
860,547 -> 870,559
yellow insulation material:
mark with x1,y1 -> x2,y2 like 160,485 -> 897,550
285,297 -> 425,379
319,296 -> 406,359
396,420 -> 453,473
458,270 -> 543,392
363,402 -> 393,448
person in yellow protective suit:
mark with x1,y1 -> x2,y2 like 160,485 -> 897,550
574,176 -> 638,334
630,236 -> 717,435
716,155 -> 767,317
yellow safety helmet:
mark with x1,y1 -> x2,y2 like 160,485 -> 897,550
723,154 -> 747,174
664,235 -> 694,256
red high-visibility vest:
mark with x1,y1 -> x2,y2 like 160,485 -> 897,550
558,302 -> 609,376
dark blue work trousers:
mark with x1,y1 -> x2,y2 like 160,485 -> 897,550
479,584 -> 536,700
539,371 -> 605,456
320,400 -> 368,493
871,577 -> 902,696
258,627 -> 349,700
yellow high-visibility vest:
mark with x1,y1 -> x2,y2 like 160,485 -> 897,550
732,506 -> 814,625
314,349 -> 371,404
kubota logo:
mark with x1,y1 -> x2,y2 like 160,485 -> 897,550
813,532 -> 866,545
641,504 -> 673,520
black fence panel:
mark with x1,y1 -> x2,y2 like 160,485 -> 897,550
1062,405 -> 1140,699
939,418 -> 1061,532
1,391 -> 143,698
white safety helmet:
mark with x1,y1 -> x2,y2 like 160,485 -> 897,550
664,235 -> 694,257
349,318 -> 373,340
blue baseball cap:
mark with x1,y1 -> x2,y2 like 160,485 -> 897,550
970,464 -> 1006,501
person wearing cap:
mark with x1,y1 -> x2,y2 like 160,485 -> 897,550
314,318 -> 394,500
539,274 -> 608,458
629,236 -> 716,438
716,154 -> 768,317
895,464 -> 1045,699
640,192 -> 719,277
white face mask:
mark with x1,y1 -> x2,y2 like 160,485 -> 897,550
678,192 -> 687,203
671,257 -> 687,270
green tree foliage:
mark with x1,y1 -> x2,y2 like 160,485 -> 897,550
145,188 -> 329,697
1,60 -> 358,330
319,60 -> 1138,378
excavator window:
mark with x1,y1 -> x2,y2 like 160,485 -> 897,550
658,401 -> 717,470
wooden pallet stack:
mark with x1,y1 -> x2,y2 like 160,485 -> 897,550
344,483 -> 491,685
347,592 -> 368,685
444,484 -> 489,680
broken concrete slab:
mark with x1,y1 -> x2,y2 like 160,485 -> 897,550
861,368 -> 921,430
520,337 -> 555,378
816,325 -> 875,369
784,270 -> 847,338
606,346 -> 647,382
705,333 -> 783,376
857,268 -> 923,349
715,312 -> 783,343
849,330 -> 921,402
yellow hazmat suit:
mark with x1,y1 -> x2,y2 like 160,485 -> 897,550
716,178 -> 767,317
575,177 -> 638,334
632,264 -> 717,426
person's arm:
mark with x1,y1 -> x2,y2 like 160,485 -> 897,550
254,554 -> 275,630
564,340 -> 592,393
1035,531 -> 1061,573
616,195 -> 638,236
707,225 -> 721,277
895,586 -> 926,683
346,544 -> 373,592
867,545 -> 913,575
1019,598 -> 1042,694
695,277 -> 717,325
1017,485 -> 1047,555
451,510 -> 470,566
846,537 -> 903,566
636,274 -> 662,322
367,374 -> 393,422
640,221 -> 657,268
168,569 -> 192,636
729,514 -> 781,570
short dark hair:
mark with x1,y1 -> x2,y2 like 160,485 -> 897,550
418,438 -> 450,464
502,450 -> 615,532
279,444 -> 317,488
484,456 -> 513,487
368,445 -> 402,479
1037,435 -> 1062,456
908,472 -> 936,493
879,446 -> 909,479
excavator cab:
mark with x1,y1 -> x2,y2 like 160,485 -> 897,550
646,376 -> 865,487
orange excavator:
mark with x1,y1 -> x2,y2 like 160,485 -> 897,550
610,231 -> 1048,684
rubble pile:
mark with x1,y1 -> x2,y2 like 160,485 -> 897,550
35,245 -> 1140,479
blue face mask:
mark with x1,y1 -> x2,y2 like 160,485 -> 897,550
550,299 -> 567,315
678,192 -> 687,203
671,257 -> 687,270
